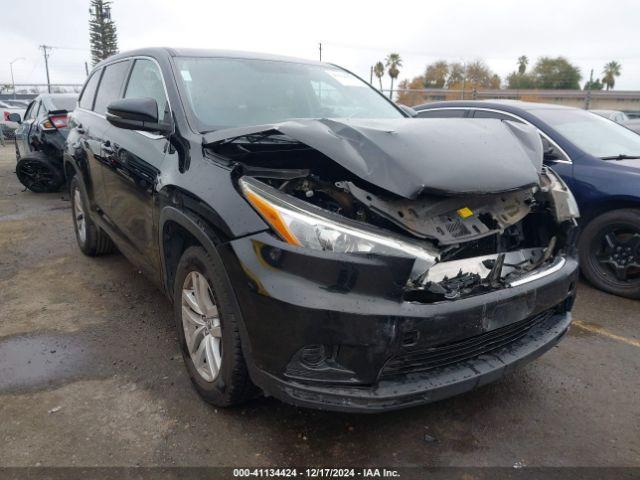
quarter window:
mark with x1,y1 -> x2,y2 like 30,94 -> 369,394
124,59 -> 169,122
93,61 -> 131,115
79,70 -> 102,110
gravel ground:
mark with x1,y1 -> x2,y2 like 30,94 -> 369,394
0,144 -> 638,468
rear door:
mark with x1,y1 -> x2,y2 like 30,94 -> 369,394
100,57 -> 172,276
15,100 -> 39,156
72,67 -> 111,209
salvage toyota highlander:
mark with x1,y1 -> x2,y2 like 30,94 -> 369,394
64,48 -> 579,412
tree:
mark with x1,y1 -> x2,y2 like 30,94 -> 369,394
465,60 -> 496,88
602,61 -> 621,90
506,71 -> 536,89
89,0 -> 119,66
396,76 -> 427,106
490,74 -> 501,89
531,57 -> 581,89
424,60 -> 449,88
385,53 -> 402,100
373,61 -> 385,91
446,62 -> 465,88
584,77 -> 604,90
517,55 -> 529,75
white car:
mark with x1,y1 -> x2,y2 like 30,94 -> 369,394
590,109 -> 629,124
0,100 -> 28,135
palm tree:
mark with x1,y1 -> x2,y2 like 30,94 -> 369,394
373,61 -> 385,91
602,61 -> 622,90
385,53 -> 402,100
517,55 -> 528,75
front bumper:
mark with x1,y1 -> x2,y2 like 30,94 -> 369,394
219,232 -> 578,412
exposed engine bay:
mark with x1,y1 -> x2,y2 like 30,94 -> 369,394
205,118 -> 579,303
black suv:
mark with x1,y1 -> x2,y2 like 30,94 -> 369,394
65,48 -> 579,412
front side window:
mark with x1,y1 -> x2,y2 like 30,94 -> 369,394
416,109 -> 467,118
124,59 -> 169,122
173,57 -> 402,131
473,110 -> 525,123
79,70 -> 101,110
535,108 -> 640,158
93,61 -> 131,115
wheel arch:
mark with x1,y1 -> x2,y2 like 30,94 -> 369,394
579,196 -> 640,227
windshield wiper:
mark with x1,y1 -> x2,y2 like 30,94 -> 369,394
601,154 -> 640,161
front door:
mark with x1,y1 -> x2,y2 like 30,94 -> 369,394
100,58 -> 173,277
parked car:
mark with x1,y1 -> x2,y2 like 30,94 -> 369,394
64,48 -> 579,412
414,100 -> 640,299
0,100 -> 27,139
623,118 -> 640,135
11,93 -> 77,192
590,109 -> 629,124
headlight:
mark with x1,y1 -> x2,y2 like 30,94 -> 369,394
541,168 -> 580,221
238,177 -> 438,277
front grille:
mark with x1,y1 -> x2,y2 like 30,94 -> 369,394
380,309 -> 556,379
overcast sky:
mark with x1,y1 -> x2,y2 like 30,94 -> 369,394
2,0 -> 639,90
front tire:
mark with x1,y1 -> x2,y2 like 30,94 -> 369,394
173,246 -> 255,407
69,176 -> 116,256
579,209 -> 640,299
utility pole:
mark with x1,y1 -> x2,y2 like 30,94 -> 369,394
39,45 -> 53,93
9,57 -> 25,99
84,61 -> 89,76
370,66 -> 373,85
318,42 -> 322,62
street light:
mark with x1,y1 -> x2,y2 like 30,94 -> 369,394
9,58 -> 25,99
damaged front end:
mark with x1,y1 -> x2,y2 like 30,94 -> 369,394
205,118 -> 579,305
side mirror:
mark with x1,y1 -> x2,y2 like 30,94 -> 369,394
397,104 -> 418,117
7,113 -> 22,123
106,97 -> 171,134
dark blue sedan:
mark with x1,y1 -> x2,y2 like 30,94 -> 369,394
414,100 -> 640,299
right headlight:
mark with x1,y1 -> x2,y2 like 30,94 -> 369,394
540,167 -> 580,222
238,177 -> 438,277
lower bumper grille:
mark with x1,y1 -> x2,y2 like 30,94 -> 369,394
380,309 -> 556,379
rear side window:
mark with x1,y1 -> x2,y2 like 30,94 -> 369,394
124,59 -> 169,122
416,109 -> 467,118
79,70 -> 102,110
93,61 -> 131,115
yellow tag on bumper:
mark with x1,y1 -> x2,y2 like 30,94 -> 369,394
457,207 -> 474,219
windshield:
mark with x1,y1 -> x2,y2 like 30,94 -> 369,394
535,108 -> 640,158
173,57 -> 403,131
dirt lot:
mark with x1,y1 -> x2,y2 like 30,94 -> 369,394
0,144 -> 638,468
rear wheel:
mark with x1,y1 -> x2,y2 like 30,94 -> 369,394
70,175 -> 116,256
16,153 -> 64,193
579,209 -> 640,299
173,246 -> 255,407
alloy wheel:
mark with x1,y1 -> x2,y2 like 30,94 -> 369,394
592,224 -> 640,283
181,271 -> 222,382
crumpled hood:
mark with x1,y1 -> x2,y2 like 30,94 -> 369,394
203,117 -> 543,199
